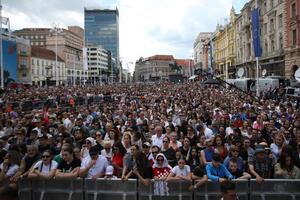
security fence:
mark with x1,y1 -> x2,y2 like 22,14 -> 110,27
18,179 -> 300,200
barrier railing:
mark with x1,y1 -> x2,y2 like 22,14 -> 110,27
18,179 -> 300,200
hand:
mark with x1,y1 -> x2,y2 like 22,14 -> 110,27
121,175 -> 128,181
188,184 -> 196,192
219,178 -> 227,183
256,176 -> 264,184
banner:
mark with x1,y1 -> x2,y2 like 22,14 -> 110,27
1,39 -> 18,86
251,8 -> 262,57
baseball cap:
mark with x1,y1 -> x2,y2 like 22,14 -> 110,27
105,165 -> 114,175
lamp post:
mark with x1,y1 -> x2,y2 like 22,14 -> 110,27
50,24 -> 63,86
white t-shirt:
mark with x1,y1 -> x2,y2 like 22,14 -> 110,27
151,134 -> 165,148
171,165 -> 191,176
204,128 -> 214,139
0,163 -> 19,177
80,155 -> 108,178
32,160 -> 58,174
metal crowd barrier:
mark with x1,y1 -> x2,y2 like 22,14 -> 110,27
18,179 -> 300,200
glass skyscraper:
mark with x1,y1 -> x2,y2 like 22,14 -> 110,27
84,8 -> 119,67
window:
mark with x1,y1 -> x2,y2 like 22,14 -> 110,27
265,40 -> 268,53
270,0 -> 274,9
292,29 -> 297,46
271,39 -> 275,51
264,23 -> 268,35
291,3 -> 297,19
278,14 -> 283,27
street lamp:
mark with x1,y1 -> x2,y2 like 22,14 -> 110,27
50,24 -> 63,86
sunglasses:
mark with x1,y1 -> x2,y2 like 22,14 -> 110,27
232,150 -> 239,152
42,155 -> 50,158
163,141 -> 169,143
157,159 -> 164,162
152,151 -> 158,154
96,134 -> 101,137
90,153 -> 97,157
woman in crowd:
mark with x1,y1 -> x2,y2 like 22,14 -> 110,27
223,145 -> 244,172
214,135 -> 228,161
167,158 -> 191,182
274,153 -> 300,179
111,141 -> 127,177
152,153 -> 172,196
28,149 -> 58,179
0,150 -> 21,185
200,138 -> 215,165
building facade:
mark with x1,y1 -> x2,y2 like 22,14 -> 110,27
87,45 -> 109,84
31,46 -> 66,86
46,26 -> 87,85
193,32 -> 213,69
259,0 -> 285,77
214,7 -> 237,80
14,28 -> 50,47
284,0 -> 300,82
84,8 -> 119,71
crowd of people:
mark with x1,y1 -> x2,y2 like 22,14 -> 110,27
0,78 -> 299,195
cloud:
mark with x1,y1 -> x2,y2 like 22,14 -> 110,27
2,0 -> 248,72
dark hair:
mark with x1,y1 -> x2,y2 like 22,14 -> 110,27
113,141 -> 127,156
229,157 -> 238,164
89,146 -> 99,155
279,153 -> 294,171
131,144 -> 140,151
213,134 -> 224,146
220,180 -> 236,194
212,153 -> 222,162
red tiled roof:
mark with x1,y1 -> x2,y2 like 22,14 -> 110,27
31,46 -> 64,62
148,55 -> 175,61
175,59 -> 194,68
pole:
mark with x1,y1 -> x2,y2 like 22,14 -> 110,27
55,29 -> 58,86
0,0 -> 3,89
73,54 -> 76,86
119,60 -> 122,83
255,0 -> 260,97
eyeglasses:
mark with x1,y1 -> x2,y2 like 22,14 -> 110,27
152,151 -> 158,154
163,140 -> 169,143
42,155 -> 50,158
232,150 -> 239,152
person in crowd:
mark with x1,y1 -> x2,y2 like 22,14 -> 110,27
122,144 -> 139,180
28,149 -> 58,179
214,135 -> 228,161
0,151 -> 20,185
180,137 -> 192,162
200,138 -> 215,165
122,132 -> 132,153
111,141 -> 127,177
101,140 -> 112,162
169,131 -> 182,151
81,137 -> 97,159
227,158 -> 251,179
274,152 -> 300,179
55,147 -> 81,179
152,153 -> 172,196
79,146 -> 108,179
206,153 -> 233,182
188,147 -> 200,170
166,157 -> 191,182
188,165 -> 208,191
248,144 -> 274,183
220,180 -> 238,200
10,145 -> 40,181
223,145 -> 244,172
104,165 -> 118,180
124,151 -> 153,186
161,136 -> 176,167
151,126 -> 165,149
270,132 -> 287,163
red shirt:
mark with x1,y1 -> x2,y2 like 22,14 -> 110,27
112,153 -> 124,175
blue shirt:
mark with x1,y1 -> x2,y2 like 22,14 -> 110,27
206,163 -> 233,182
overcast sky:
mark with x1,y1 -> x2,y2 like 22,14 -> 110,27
2,0 -> 248,72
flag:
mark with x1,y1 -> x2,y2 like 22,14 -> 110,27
251,8 -> 262,57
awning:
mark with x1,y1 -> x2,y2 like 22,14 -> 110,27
202,78 -> 221,85
188,75 -> 198,80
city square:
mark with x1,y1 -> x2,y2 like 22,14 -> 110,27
0,0 -> 300,200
